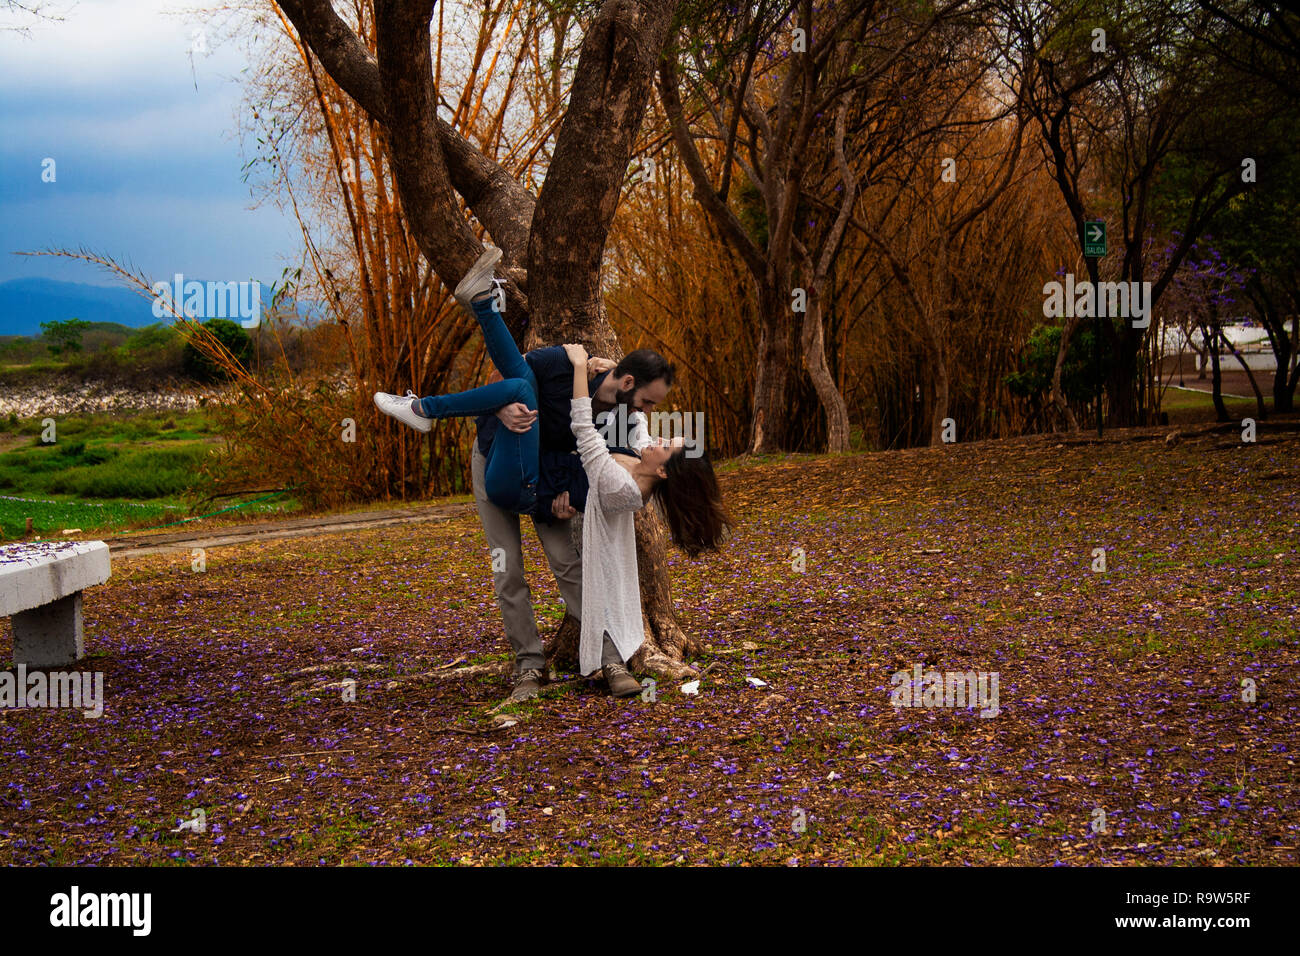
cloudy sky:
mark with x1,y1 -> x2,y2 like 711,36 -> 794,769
0,0 -> 304,287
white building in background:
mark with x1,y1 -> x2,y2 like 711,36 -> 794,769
1155,318 -> 1295,372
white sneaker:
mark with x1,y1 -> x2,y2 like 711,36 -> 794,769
453,246 -> 503,311
374,390 -> 432,433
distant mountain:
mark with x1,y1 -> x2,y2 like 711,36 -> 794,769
0,278 -> 158,336
0,278 -> 325,337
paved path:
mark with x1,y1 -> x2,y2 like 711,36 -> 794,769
109,502 -> 477,559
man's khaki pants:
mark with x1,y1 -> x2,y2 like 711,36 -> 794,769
472,444 -> 582,675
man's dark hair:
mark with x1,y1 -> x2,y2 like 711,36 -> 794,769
612,348 -> 675,388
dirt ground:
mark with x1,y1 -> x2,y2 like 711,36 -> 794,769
2,421 -> 1297,865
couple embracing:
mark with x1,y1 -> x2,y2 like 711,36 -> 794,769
375,248 -> 730,706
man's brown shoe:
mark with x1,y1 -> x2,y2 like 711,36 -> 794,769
504,668 -> 544,704
604,662 -> 642,699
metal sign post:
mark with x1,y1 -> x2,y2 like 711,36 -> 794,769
1084,220 -> 1107,437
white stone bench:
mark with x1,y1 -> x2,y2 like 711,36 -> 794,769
1,541 -> 111,666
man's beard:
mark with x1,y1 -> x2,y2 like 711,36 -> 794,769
614,385 -> 637,409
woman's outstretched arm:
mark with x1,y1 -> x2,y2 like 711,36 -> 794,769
566,344 -> 642,514
565,344 -> 604,474
565,343 -> 590,401
565,345 -> 610,475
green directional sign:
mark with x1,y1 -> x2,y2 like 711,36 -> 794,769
1084,220 -> 1107,257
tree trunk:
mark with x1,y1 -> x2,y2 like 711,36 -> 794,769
1273,336 -> 1295,412
1205,323 -> 1229,421
1107,338 -> 1141,426
1224,341 -> 1267,420
929,352 -> 951,446
1047,315 -> 1081,432
801,293 -> 851,452
527,0 -> 676,333
1281,343 -> 1299,414
520,0 -> 690,678
751,282 -> 797,453
1259,293 -> 1299,413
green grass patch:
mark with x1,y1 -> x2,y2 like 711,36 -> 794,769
0,408 -> 303,537
0,495 -> 183,538
0,441 -> 210,498
1158,387 -> 1261,423
0,410 -> 218,504
3,408 -> 217,443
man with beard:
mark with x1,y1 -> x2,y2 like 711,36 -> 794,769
375,249 -> 676,705
472,348 -> 674,704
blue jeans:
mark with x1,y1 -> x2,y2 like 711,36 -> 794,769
417,297 -> 538,514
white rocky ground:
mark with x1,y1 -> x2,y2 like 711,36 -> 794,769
0,381 -> 231,418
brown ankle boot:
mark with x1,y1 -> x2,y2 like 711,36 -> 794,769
603,662 -> 642,699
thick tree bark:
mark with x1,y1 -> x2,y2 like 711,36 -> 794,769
1278,342 -> 1299,413
528,0 -> 677,337
1251,283 -> 1300,413
275,2 -> 536,248
1222,337 -> 1268,420
1269,324 -> 1296,413
371,2 -> 481,293
751,282 -> 798,453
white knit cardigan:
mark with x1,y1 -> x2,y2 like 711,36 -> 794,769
571,398 -> 650,675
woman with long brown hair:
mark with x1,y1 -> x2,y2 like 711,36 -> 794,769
562,343 -> 731,696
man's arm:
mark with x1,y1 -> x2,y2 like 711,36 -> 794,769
552,490 -> 577,520
495,347 -> 610,435
487,347 -> 547,434
495,403 -> 537,433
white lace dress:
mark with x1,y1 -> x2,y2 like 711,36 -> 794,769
571,397 -> 649,675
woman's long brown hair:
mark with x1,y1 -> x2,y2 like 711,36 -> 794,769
651,450 -> 732,558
